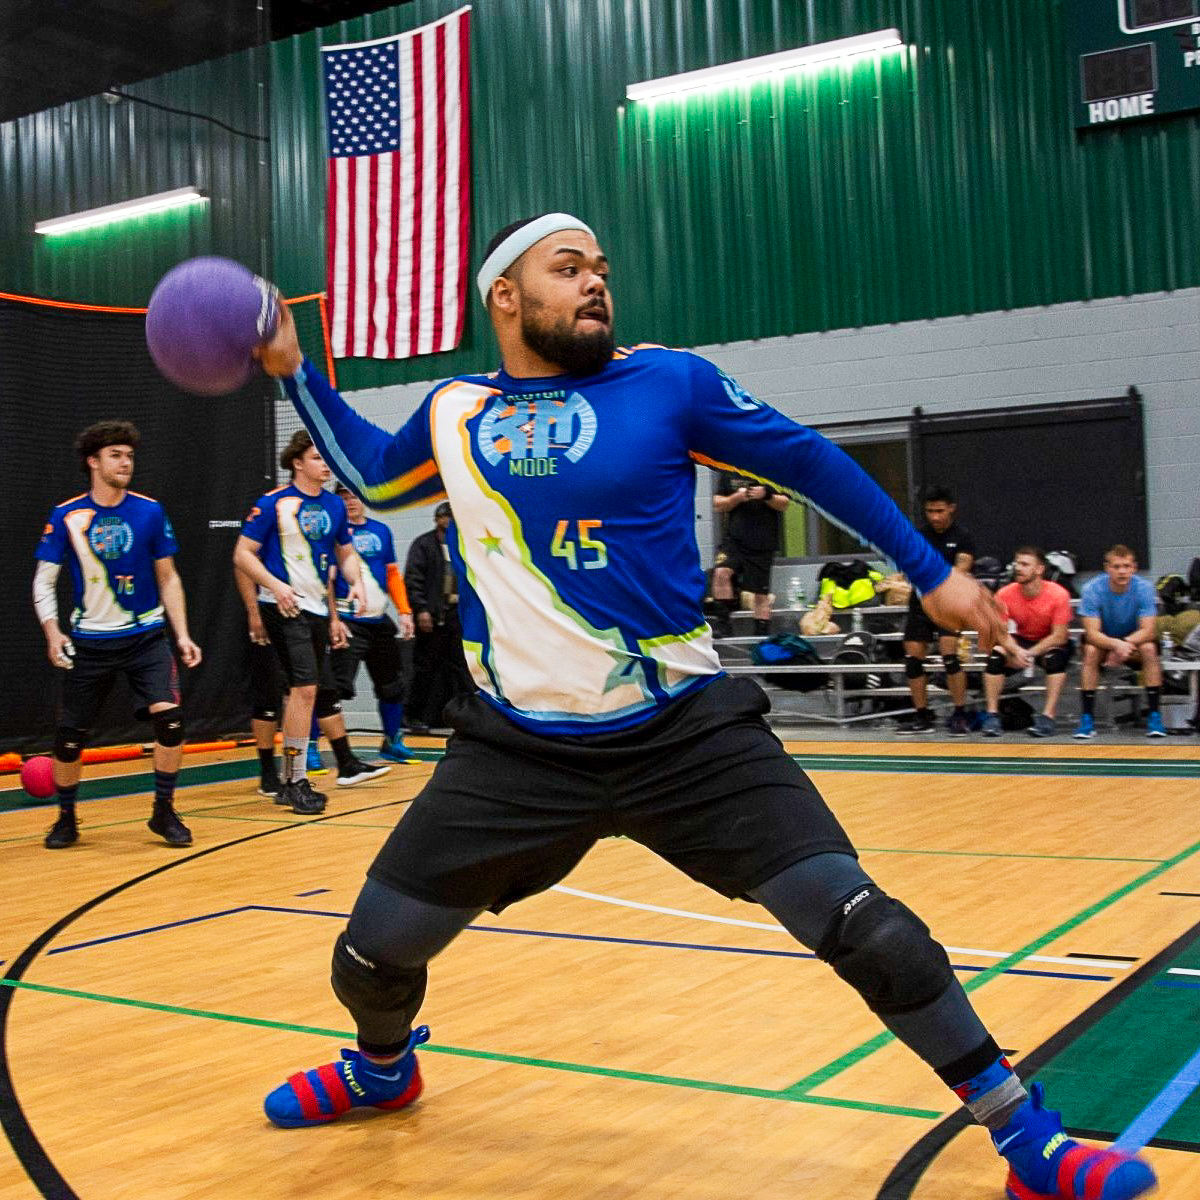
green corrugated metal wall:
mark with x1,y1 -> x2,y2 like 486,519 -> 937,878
2,0 -> 1196,391
0,50 -> 271,301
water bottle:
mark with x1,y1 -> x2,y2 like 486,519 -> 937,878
791,576 -> 806,609
1162,630 -> 1174,661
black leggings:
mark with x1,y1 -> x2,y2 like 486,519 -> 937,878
342,852 -> 990,1073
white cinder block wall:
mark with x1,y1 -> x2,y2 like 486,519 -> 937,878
313,288 -> 1199,728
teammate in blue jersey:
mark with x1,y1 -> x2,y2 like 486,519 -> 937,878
233,431 -> 390,813
33,420 -> 201,850
330,481 -> 419,764
253,216 -> 1155,1200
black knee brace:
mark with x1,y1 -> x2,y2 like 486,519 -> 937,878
151,706 -> 185,747
314,689 -> 342,720
377,679 -> 406,704
252,704 -> 280,723
904,655 -> 926,680
331,931 -> 428,1046
941,654 -> 962,677
985,649 -> 1007,676
1042,647 -> 1069,675
54,726 -> 88,762
816,887 -> 954,1015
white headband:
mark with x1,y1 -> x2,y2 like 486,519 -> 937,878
476,212 -> 595,306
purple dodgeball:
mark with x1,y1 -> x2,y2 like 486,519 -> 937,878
146,257 -> 281,395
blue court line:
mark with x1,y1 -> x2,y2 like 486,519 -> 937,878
1114,1040 -> 1200,1153
32,903 -> 1112,983
1154,979 -> 1200,990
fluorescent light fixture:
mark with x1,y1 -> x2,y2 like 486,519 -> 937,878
35,186 -> 207,236
626,29 -> 903,101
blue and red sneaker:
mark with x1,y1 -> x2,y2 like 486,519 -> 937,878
264,1026 -> 431,1128
995,1085 -> 1156,1199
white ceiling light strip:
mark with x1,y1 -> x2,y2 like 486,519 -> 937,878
626,29 -> 903,102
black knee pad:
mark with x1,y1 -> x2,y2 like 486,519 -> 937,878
151,706 -> 185,747
985,650 -> 1007,676
314,689 -> 342,720
817,887 -> 954,1015
54,726 -> 88,762
941,654 -> 962,677
376,679 -> 406,704
252,704 -> 280,723
904,655 -> 926,680
1042,647 -> 1069,675
331,931 -> 427,1026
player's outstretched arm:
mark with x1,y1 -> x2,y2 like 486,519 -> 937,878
256,302 -> 441,512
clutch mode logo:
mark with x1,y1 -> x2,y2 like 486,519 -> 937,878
88,515 -> 134,560
298,502 -> 333,540
478,390 -> 597,475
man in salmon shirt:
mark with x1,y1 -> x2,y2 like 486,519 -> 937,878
981,546 -> 1073,738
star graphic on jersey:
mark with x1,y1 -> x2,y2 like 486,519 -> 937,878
602,647 -> 641,694
479,530 -> 504,556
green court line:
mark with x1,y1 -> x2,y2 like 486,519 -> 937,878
2,749 -> 1195,813
0,978 -> 940,1120
783,836 -> 1200,1098
858,846 -> 1165,865
793,755 -> 1200,779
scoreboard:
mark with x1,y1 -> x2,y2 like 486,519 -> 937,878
1064,0 -> 1200,127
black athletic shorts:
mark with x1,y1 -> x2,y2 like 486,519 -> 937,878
259,603 -> 335,690
332,617 -> 404,701
995,635 -> 1075,677
60,629 -> 179,729
714,542 -> 774,595
248,639 -> 286,721
903,592 -> 957,643
368,674 -> 855,913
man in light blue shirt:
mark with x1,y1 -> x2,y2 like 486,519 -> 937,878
1076,543 -> 1163,737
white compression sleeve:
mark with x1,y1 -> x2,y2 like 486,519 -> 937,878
33,560 -> 61,626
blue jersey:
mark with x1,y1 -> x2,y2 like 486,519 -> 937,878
283,347 -> 948,734
36,491 -> 178,639
1078,574 -> 1156,637
336,516 -> 398,622
241,484 -> 351,616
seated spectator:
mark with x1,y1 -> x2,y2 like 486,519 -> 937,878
897,485 -> 975,736
1076,544 -> 1164,739
981,547 -> 1072,738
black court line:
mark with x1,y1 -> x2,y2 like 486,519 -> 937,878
1161,892 -> 1200,898
1065,952 -> 1139,962
0,798 -> 407,1200
875,918 -> 1200,1200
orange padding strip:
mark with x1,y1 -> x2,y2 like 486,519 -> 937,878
0,738 -> 256,773
0,290 -> 147,314
0,289 -> 326,315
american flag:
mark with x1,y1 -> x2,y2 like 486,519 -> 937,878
321,6 -> 470,360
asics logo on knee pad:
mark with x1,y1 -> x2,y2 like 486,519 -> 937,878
343,940 -> 377,970
843,889 -> 871,916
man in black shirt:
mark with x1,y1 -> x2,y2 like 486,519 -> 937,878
898,485 -> 976,735
403,502 -> 473,732
709,471 -> 790,637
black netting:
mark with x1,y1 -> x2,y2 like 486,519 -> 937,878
0,297 -> 276,752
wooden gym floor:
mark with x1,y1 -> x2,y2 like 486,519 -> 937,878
2,737 -> 1200,1199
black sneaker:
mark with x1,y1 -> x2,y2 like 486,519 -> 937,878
258,776 -> 283,799
148,807 -> 193,846
44,810 -> 79,849
896,711 -> 935,734
710,617 -> 733,640
274,779 -> 327,808
336,757 -> 392,787
946,711 -> 971,737
283,778 -> 327,814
